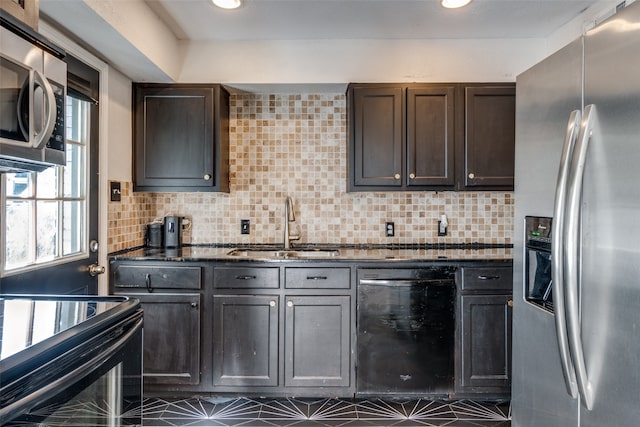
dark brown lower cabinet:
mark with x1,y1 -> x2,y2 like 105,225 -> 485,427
284,296 -> 351,387
212,294 -> 352,390
458,293 -> 512,394
212,295 -> 279,387
134,292 -> 202,385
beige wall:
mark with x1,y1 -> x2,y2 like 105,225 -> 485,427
107,68 -> 133,182
107,93 -> 513,253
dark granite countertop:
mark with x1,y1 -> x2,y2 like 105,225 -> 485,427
109,243 -> 512,263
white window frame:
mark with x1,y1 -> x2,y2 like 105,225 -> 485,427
0,96 -> 90,277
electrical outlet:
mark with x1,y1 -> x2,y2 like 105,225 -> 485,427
385,222 -> 395,237
241,219 -> 250,234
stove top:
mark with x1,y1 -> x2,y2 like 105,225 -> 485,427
0,295 -> 129,361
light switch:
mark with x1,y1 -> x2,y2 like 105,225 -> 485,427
110,181 -> 121,202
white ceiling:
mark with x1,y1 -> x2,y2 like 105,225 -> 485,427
146,0 -> 602,41
39,0 -> 623,87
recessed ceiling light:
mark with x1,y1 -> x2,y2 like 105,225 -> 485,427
212,0 -> 242,10
441,0 -> 473,9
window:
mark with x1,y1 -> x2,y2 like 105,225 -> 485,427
1,96 -> 90,275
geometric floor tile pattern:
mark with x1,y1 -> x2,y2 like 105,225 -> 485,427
142,397 -> 511,427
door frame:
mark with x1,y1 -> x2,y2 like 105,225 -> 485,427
40,21 -> 110,295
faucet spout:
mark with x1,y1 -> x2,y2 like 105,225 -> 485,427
284,196 -> 300,249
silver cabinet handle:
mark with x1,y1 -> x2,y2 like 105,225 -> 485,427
477,275 -> 500,280
564,104 -> 597,410
269,300 -> 276,307
287,301 -> 293,307
191,302 -> 198,308
552,109 -> 581,399
394,173 -> 401,180
235,275 -> 257,280
409,173 -> 416,179
468,172 -> 475,179
204,174 -> 211,180
145,273 -> 153,293
306,276 -> 327,281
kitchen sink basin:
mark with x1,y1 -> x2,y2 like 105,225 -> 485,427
227,248 -> 340,259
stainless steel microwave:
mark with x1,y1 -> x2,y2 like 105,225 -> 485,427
0,17 -> 66,173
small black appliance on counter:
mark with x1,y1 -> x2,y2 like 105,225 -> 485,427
164,215 -> 182,248
146,222 -> 163,248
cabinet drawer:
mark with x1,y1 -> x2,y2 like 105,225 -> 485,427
460,266 -> 512,292
285,267 -> 351,289
214,267 -> 280,289
113,264 -> 201,290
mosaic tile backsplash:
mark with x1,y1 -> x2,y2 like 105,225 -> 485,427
107,94 -> 513,253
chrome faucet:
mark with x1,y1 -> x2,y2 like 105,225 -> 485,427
284,196 -> 300,249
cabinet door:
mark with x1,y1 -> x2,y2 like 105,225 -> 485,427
134,85 -> 228,191
1,0 -> 39,29
351,86 -> 403,188
213,295 -> 279,387
134,292 -> 201,385
463,85 -> 516,189
458,294 -> 512,392
284,296 -> 350,387
407,86 -> 456,187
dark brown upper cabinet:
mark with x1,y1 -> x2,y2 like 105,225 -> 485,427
1,0 -> 39,30
407,86 -> 456,187
461,85 -> 516,189
133,84 -> 230,192
348,83 -> 514,191
351,86 -> 404,188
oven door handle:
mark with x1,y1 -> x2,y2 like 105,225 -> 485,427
564,104 -> 597,410
552,109 -> 581,399
0,315 -> 143,422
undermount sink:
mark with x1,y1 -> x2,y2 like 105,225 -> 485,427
227,248 -> 340,259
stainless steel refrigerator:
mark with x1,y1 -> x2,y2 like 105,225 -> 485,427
512,2 -> 640,426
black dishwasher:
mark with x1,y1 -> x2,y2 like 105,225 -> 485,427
357,268 -> 456,396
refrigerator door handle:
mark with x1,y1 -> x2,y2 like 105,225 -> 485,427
564,104 -> 597,411
552,109 -> 581,399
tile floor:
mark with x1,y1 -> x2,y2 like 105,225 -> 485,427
141,397 -> 511,427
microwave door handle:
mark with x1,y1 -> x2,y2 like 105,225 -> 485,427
552,109 -> 581,399
564,104 -> 597,411
17,70 -> 34,145
32,70 -> 57,149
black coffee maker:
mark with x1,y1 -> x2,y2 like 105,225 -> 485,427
146,222 -> 163,248
164,216 -> 182,248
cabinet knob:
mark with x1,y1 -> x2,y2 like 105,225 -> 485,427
468,172 -> 475,179
191,302 -> 198,308
394,173 -> 401,180
269,300 -> 276,307
409,173 -> 415,179
287,301 -> 293,307
508,299 -> 513,308
204,174 -> 212,180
